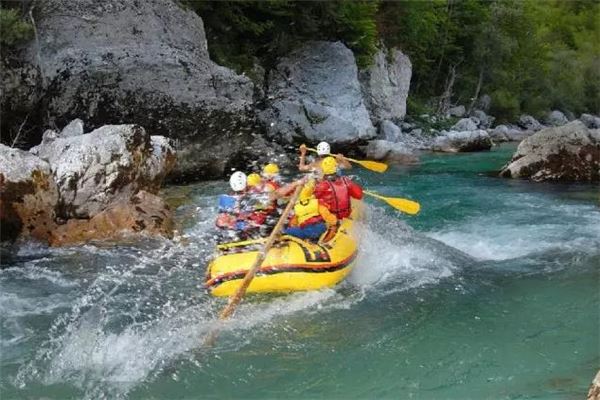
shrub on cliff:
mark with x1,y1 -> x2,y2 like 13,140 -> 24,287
0,7 -> 33,47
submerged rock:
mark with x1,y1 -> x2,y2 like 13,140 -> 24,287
500,121 -> 600,182
260,41 -> 375,144
0,145 -> 58,242
363,140 -> 418,164
49,191 -> 173,246
359,47 -> 412,123
19,0 -> 254,180
433,130 -> 492,152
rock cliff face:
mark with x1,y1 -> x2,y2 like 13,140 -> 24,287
260,41 -> 376,145
10,0 -> 256,180
500,121 -> 600,182
359,48 -> 412,123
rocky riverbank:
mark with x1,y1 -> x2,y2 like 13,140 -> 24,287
0,121 -> 175,245
2,0 -> 599,182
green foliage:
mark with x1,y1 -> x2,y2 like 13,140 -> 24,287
0,7 -> 33,47
183,0 -> 380,73
380,0 -> 599,119
489,89 -> 520,122
334,1 -> 379,68
181,0 -> 599,118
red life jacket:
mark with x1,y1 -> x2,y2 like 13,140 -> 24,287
315,177 -> 352,219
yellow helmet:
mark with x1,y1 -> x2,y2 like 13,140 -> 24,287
247,173 -> 261,187
299,179 -> 316,201
321,156 -> 337,175
262,163 -> 280,177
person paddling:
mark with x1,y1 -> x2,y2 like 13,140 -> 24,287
314,157 -> 363,219
298,141 -> 351,174
216,171 -> 266,242
283,179 -> 337,241
261,163 -> 282,190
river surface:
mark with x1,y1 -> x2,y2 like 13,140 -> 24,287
1,144 -> 598,399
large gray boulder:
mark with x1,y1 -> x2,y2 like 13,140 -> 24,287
489,125 -> 532,142
260,41 -> 375,144
380,120 -> 402,142
580,113 -> 600,129
20,0 -> 254,180
544,110 -> 568,126
433,130 -> 492,152
448,105 -> 466,118
518,115 -> 544,131
363,140 -> 418,164
451,118 -> 479,132
0,145 -> 58,242
471,109 -> 495,129
500,121 -> 600,182
31,123 -> 175,219
359,47 -> 412,123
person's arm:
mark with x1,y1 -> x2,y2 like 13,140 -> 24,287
298,144 -> 311,172
335,154 -> 352,170
347,178 -> 363,199
318,204 -> 337,226
270,178 -> 306,200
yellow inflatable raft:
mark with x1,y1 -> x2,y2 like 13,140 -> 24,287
205,200 -> 363,297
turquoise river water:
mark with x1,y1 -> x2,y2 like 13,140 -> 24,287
1,144 -> 598,399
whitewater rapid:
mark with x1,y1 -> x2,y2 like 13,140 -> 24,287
2,165 -> 599,399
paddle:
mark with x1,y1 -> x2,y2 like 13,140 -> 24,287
307,148 -> 388,173
363,190 -> 421,215
204,183 -> 304,346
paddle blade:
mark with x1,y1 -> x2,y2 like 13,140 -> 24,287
353,159 -> 388,173
385,197 -> 420,215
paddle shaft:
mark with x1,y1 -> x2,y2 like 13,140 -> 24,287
363,190 -> 387,201
306,148 -> 387,173
218,184 -> 303,320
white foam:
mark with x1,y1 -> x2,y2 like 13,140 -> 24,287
427,204 -> 600,261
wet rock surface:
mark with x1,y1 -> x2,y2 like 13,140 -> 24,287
0,145 -> 58,242
1,122 -> 175,245
500,120 -> 600,182
49,190 -> 174,246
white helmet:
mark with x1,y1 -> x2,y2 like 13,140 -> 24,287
229,171 -> 247,192
316,141 -> 331,156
